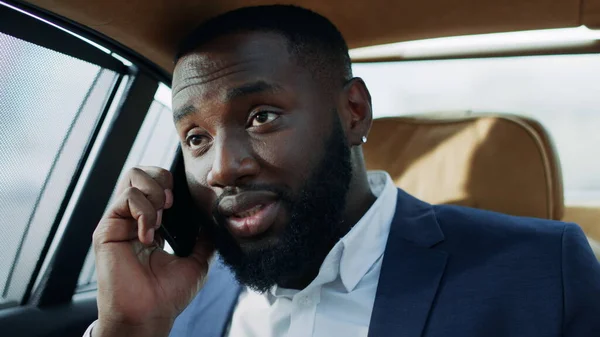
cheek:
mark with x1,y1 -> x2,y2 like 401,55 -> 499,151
184,157 -> 215,213
253,120 -> 327,185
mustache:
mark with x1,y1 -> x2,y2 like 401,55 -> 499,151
211,183 -> 293,218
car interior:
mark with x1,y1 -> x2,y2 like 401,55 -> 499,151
1,0 -> 599,336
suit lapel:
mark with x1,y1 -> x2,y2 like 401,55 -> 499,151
368,189 -> 448,337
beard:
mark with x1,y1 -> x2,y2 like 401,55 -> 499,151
206,114 -> 353,292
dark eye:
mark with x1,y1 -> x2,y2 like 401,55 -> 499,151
250,111 -> 279,127
186,135 -> 207,149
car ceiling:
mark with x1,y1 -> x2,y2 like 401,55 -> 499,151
24,0 -> 600,74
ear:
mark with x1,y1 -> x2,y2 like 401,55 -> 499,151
339,77 -> 373,146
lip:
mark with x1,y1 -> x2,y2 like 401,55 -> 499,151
218,191 -> 281,238
225,201 -> 281,238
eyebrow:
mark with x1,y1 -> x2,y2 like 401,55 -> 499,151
173,105 -> 197,124
173,80 -> 285,124
224,80 -> 284,102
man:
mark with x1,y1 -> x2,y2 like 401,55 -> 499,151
87,5 -> 600,337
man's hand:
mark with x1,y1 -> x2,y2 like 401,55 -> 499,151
92,167 -> 214,337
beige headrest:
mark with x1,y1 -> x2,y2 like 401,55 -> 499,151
363,114 -> 564,220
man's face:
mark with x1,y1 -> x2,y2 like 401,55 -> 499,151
172,31 -> 352,291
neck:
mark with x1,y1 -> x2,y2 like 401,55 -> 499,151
341,163 -> 377,232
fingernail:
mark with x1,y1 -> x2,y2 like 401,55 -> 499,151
156,209 -> 163,228
164,189 -> 173,209
146,228 -> 155,243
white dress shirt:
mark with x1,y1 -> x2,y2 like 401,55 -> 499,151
83,171 -> 397,337
225,171 -> 398,337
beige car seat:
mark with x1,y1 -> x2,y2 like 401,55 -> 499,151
363,113 -> 599,258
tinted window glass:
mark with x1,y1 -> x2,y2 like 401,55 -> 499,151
353,55 -> 600,204
0,31 -> 119,304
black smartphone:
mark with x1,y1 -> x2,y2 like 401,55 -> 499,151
158,147 -> 203,257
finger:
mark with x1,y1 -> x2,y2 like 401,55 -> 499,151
137,166 -> 174,191
141,167 -> 174,209
117,167 -> 167,210
103,187 -> 158,245
164,188 -> 173,209
93,217 -> 138,251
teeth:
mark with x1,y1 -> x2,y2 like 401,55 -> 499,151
234,204 -> 263,218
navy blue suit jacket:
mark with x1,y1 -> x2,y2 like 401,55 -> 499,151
170,189 -> 600,336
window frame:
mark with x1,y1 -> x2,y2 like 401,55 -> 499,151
4,0 -> 172,85
0,3 -> 125,74
0,0 -> 168,309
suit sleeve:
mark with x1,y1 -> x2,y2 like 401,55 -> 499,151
561,223 -> 600,336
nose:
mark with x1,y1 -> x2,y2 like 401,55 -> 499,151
206,133 -> 260,188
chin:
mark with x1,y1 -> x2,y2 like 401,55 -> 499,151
236,233 -> 282,253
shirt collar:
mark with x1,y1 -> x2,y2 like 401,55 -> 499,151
338,171 -> 398,291
268,171 -> 398,298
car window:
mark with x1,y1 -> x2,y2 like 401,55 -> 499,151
353,55 -> 600,204
0,30 -> 123,305
77,84 -> 178,291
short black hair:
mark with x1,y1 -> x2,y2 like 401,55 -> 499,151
175,5 -> 352,85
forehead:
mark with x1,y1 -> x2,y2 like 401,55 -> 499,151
172,32 -> 303,104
